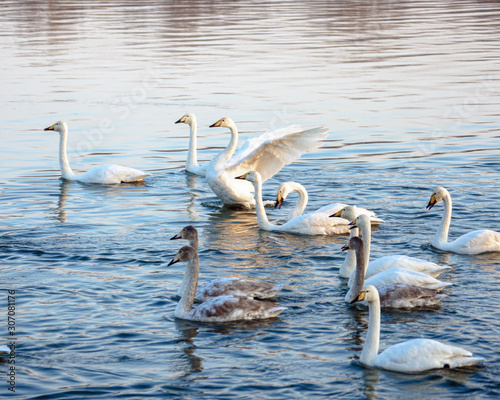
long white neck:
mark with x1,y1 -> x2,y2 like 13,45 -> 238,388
176,255 -> 200,317
58,126 -> 76,180
361,292 -> 381,366
251,174 -> 276,231
186,117 -> 199,170
340,226 -> 359,278
288,182 -> 308,219
211,121 -> 239,170
433,191 -> 452,247
345,240 -> 366,302
359,218 -> 371,267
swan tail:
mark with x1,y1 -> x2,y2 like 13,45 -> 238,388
446,356 -> 484,369
122,173 -> 149,183
427,265 -> 453,278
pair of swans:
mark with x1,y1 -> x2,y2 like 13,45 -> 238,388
44,121 -> 149,184
167,242 -> 286,322
176,113 -> 328,208
351,285 -> 483,373
342,237 -> 447,308
427,187 -> 500,254
238,171 -> 382,235
170,225 -> 283,302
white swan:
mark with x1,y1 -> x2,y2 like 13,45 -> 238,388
167,245 -> 286,322
175,113 -> 209,176
238,171 -> 352,235
44,121 -> 149,184
347,214 -> 451,286
351,285 -> 484,372
276,182 -> 384,223
206,117 -> 328,208
170,225 -> 283,301
342,237 -> 446,308
427,186 -> 500,254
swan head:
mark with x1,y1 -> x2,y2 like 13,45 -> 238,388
170,225 -> 198,241
44,121 -> 68,134
275,182 -> 294,209
349,213 -> 370,230
175,113 -> 196,125
167,245 -> 196,267
209,117 -> 235,129
426,187 -> 449,210
235,170 -> 261,183
341,236 -> 363,252
350,285 -> 379,304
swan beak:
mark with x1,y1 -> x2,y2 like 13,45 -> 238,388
341,243 -> 350,252
235,173 -> 248,180
175,116 -> 186,124
44,124 -> 56,131
349,218 -> 359,230
167,256 -> 180,267
329,209 -> 344,218
350,290 -> 367,304
170,233 -> 181,241
210,119 -> 223,128
426,194 -> 437,210
275,195 -> 284,209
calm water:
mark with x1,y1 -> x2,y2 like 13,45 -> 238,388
1,0 -> 500,398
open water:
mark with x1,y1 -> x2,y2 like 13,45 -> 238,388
1,1 -> 499,398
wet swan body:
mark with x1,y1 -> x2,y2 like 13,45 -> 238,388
352,285 -> 484,372
167,245 -> 286,322
170,226 -> 283,301
343,237 -> 446,308
44,121 -> 148,184
206,117 -> 328,208
427,186 -> 500,254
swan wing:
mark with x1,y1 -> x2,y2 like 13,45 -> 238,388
446,229 -> 500,255
364,267 -> 452,290
365,255 -> 451,279
187,295 -> 286,322
196,278 -> 283,301
278,213 -> 350,235
376,338 -> 482,372
78,164 -> 148,184
377,283 -> 446,308
223,126 -> 328,182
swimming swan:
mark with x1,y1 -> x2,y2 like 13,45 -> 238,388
175,113 -> 209,176
342,237 -> 446,308
426,186 -> 500,254
170,225 -> 283,301
275,182 -> 385,223
44,121 -> 149,184
351,285 -> 484,372
206,117 -> 328,208
238,171 -> 352,235
346,214 -> 451,284
167,245 -> 286,322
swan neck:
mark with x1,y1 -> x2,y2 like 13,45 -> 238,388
361,293 -> 381,366
212,123 -> 239,169
340,227 -> 359,278
350,242 -> 366,299
186,119 -> 199,169
252,175 -> 274,230
58,127 -> 76,180
360,220 -> 371,267
176,255 -> 200,317
434,193 -> 451,246
290,183 -> 308,218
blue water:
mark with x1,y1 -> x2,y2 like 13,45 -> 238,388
1,1 -> 499,398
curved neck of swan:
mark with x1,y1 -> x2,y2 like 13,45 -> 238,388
340,226 -> 359,278
58,128 -> 76,180
212,122 -> 239,170
186,118 -> 199,170
251,175 -> 276,231
177,255 -> 200,317
289,182 -> 308,219
433,193 -> 452,247
361,292 -> 381,366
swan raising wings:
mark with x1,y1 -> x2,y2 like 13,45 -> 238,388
206,117 -> 328,208
44,121 -> 149,184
